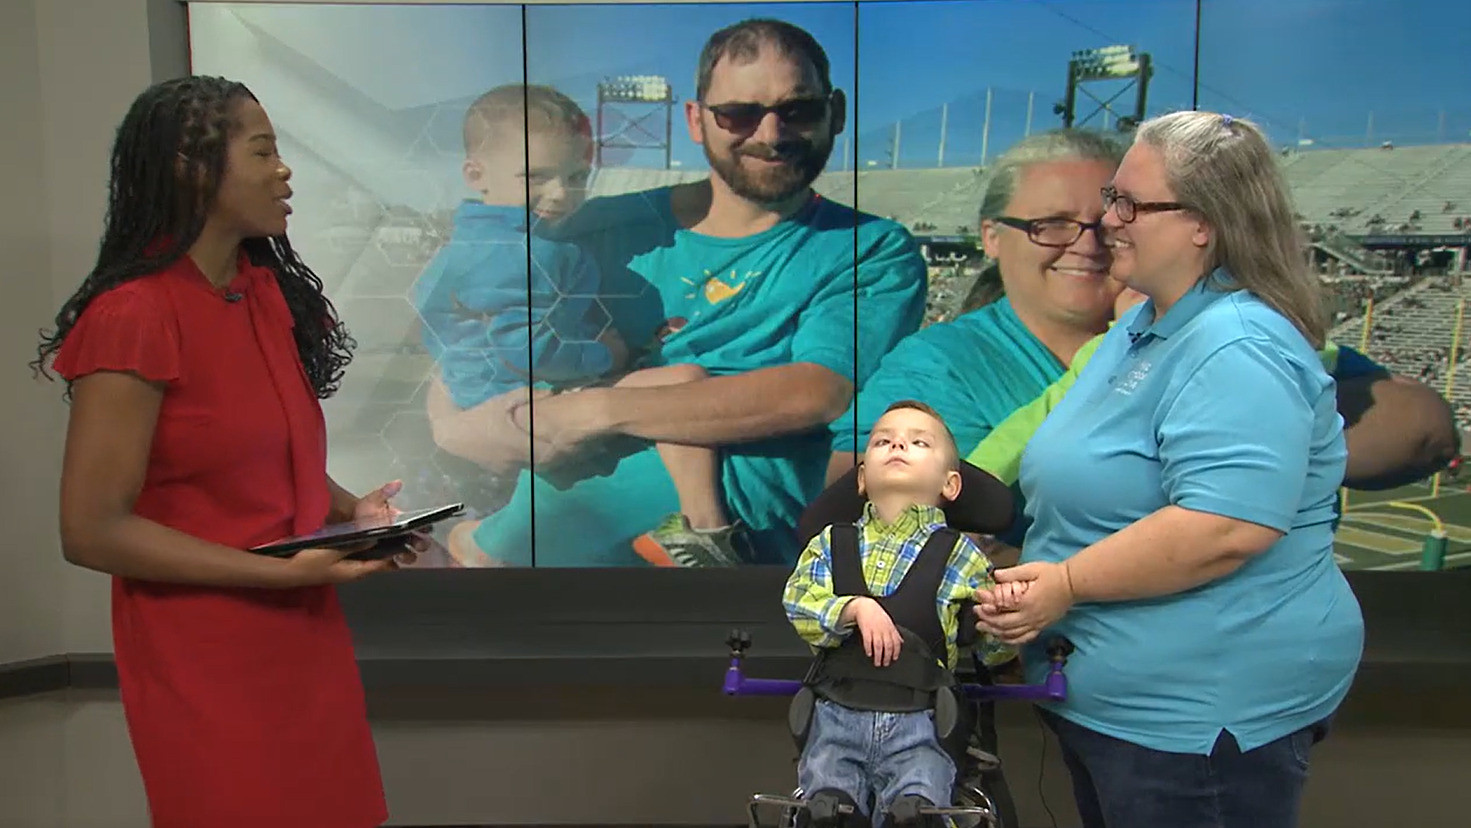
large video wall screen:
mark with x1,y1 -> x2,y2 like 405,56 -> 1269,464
187,0 -> 1471,572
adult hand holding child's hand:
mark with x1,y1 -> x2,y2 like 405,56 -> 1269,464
979,579 -> 1031,612
973,562 -> 1076,646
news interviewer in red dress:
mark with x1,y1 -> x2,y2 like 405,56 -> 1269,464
33,76 -> 415,828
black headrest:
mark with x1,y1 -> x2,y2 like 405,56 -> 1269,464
794,460 -> 1015,549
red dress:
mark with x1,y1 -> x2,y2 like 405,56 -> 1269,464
53,254 -> 388,828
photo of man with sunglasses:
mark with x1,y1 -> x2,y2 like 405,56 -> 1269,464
425,17 -> 929,569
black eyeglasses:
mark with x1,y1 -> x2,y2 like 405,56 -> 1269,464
700,96 -> 830,134
1102,185 -> 1189,223
993,216 -> 1106,248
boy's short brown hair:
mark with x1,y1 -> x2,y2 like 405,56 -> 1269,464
462,84 -> 592,158
878,399 -> 960,470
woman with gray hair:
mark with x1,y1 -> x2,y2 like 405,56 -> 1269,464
961,129 -> 1129,316
827,128 -> 1127,544
973,111 -> 1363,828
821,126 -> 1128,828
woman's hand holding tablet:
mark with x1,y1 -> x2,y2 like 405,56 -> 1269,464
278,544 -> 409,585
250,503 -> 465,560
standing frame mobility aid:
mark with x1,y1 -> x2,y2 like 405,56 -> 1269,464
721,629 -> 1073,828
727,459 -> 1075,827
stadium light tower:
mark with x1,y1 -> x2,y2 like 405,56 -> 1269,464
1054,45 -> 1153,133
596,74 -> 675,169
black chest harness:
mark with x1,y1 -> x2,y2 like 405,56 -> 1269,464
789,522 -> 976,768
806,523 -> 958,711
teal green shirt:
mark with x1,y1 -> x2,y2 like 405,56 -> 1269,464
967,331 -> 1107,486
469,188 -> 927,566
834,297 -> 1069,546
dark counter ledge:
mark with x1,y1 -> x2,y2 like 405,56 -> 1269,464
6,569 -> 1468,713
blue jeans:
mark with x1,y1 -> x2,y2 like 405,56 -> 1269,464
1040,709 -> 1331,828
798,699 -> 955,826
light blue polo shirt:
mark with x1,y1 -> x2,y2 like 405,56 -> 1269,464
1017,271 -> 1364,755
467,187 -> 927,567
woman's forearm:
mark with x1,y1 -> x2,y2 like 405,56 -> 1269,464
326,475 -> 360,524
1063,506 -> 1282,603
1340,375 -> 1459,489
62,514 -> 298,589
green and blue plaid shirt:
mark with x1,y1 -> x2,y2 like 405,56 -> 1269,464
782,501 -> 1015,670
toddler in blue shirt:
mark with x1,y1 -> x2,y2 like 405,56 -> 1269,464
413,84 -> 749,567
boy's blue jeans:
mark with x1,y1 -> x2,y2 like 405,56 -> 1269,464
797,698 -> 955,826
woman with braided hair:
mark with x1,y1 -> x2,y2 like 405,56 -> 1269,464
33,76 -> 413,827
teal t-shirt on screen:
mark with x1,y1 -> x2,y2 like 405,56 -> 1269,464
468,187 -> 928,567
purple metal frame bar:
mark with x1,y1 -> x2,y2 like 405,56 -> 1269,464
721,635 -> 1071,703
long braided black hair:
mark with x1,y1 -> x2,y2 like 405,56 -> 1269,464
32,75 -> 354,399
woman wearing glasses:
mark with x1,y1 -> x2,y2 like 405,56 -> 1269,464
972,111 -> 1363,828
827,128 -> 1126,541
818,127 -> 1126,827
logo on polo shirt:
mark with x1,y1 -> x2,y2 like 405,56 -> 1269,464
1113,359 -> 1153,396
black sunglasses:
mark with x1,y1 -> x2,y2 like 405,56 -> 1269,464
700,96 -> 830,134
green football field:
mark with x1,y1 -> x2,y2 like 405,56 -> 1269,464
1335,479 -> 1471,570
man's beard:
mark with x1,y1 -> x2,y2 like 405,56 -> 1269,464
704,134 -> 835,205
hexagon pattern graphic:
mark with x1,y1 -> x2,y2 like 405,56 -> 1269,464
282,99 -> 520,554
306,93 -> 678,559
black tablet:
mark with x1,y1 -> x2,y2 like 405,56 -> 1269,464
249,503 -> 465,559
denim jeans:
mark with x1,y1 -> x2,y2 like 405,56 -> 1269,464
1040,709 -> 1331,828
798,698 -> 955,826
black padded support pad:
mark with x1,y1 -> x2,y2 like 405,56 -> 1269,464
796,460 -> 1015,548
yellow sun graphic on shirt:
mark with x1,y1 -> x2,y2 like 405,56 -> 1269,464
681,270 -> 759,315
